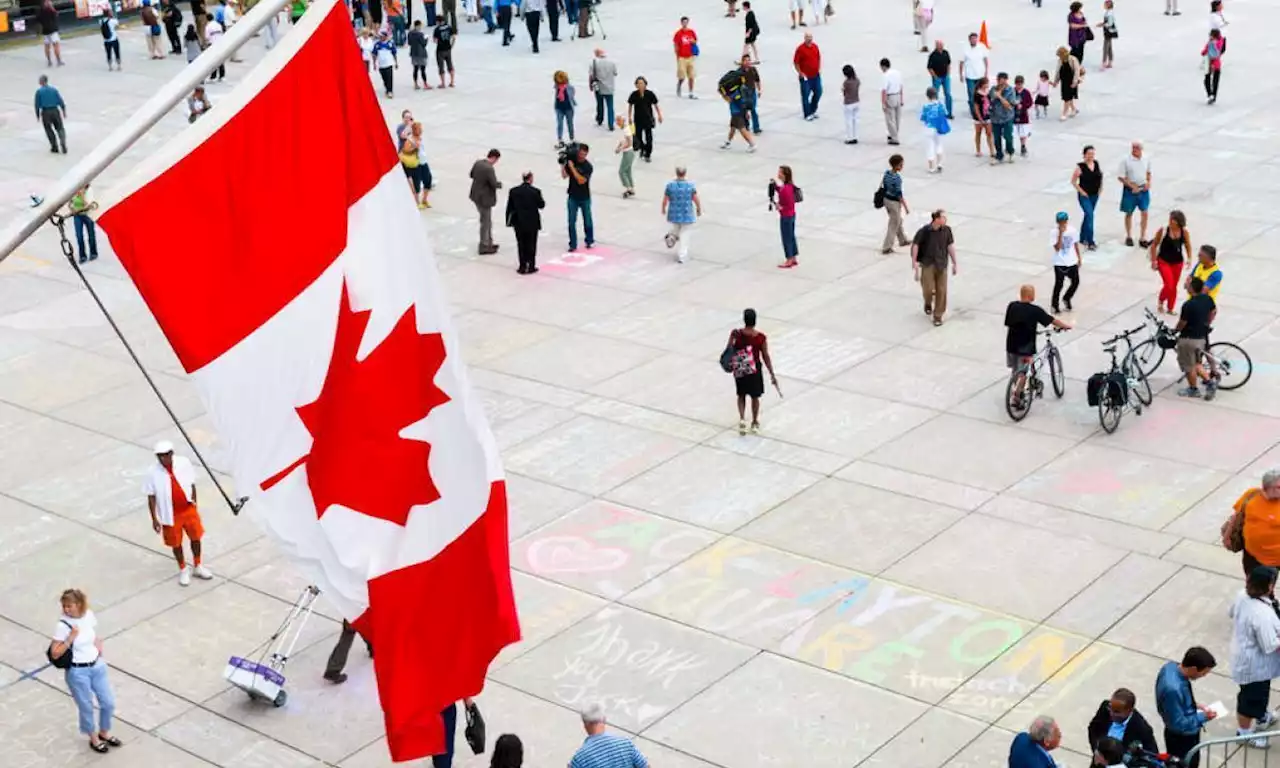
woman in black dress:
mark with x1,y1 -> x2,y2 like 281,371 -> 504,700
1051,46 -> 1081,120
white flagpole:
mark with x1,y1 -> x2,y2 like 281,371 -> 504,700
0,0 -> 300,263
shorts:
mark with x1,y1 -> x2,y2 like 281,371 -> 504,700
745,31 -> 758,44
735,370 -> 764,398
436,48 -> 454,74
1238,680 -> 1271,720
1120,187 -> 1150,214
676,56 -> 696,80
729,109 -> 747,130
787,0 -> 801,10
1007,352 -> 1032,369
162,506 -> 205,548
43,32 -> 61,44
1015,123 -> 1032,138
150,24 -> 162,35
1176,337 -> 1206,372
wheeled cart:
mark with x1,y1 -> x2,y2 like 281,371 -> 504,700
222,585 -> 321,708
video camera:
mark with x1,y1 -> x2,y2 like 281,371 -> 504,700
558,142 -> 583,166
1125,742 -> 1184,768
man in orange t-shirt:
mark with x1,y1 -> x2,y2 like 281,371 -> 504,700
1240,470 -> 1280,577
145,441 -> 213,586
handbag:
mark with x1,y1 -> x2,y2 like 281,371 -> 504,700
873,185 -> 886,209
1084,26 -> 1095,41
399,147 -> 419,169
793,186 -> 804,203
690,42 -> 700,57
463,701 -> 486,754
47,620 -> 74,670
1222,489 -> 1262,553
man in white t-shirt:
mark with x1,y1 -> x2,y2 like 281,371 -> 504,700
880,57 -> 904,145
1050,211 -> 1081,314
100,9 -> 121,71
962,32 -> 989,113
1117,140 -> 1153,247
144,441 -> 214,586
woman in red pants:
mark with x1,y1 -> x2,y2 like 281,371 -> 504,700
1148,210 -> 1193,315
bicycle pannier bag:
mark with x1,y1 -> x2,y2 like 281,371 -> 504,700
1086,372 -> 1106,406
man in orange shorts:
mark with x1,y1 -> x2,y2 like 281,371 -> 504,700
145,441 -> 213,586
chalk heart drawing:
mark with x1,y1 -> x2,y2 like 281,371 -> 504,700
526,535 -> 631,574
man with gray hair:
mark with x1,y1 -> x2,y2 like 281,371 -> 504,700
1237,469 -> 1280,577
1007,715 -> 1060,768
662,166 -> 701,264
570,703 -> 649,768
589,48 -> 619,129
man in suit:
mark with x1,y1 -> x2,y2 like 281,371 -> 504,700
1087,688 -> 1159,755
1008,715 -> 1060,768
468,149 -> 502,255
506,172 -> 545,274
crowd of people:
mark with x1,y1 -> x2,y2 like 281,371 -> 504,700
25,0 -> 1271,764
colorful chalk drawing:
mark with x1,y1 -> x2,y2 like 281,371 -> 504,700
545,245 -> 616,271
778,579 -> 1112,720
515,502 -> 717,598
625,538 -> 866,647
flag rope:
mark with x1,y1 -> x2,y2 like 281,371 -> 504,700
46,210 -> 249,516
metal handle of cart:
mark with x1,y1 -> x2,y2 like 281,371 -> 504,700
223,584 -> 322,708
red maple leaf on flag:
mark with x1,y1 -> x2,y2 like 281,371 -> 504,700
261,284 -> 449,526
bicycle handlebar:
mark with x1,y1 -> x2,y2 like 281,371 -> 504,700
1101,325 -> 1146,345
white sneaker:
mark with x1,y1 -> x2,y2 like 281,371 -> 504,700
676,253 -> 687,264
1249,736 -> 1271,750
1260,712 -> 1278,729
746,145 -> 757,153
178,566 -> 191,586
193,564 -> 214,580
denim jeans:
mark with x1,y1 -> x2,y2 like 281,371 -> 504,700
993,121 -> 1014,160
594,92 -> 614,127
481,6 -> 495,31
931,74 -> 953,116
431,703 -> 458,768
426,2 -> 437,25
555,107 -> 575,142
779,215 -> 798,260
799,75 -> 823,118
67,660 -> 115,736
567,196 -> 594,249
1077,193 -> 1099,245
73,214 -> 98,260
390,14 -> 406,44
965,77 -> 979,110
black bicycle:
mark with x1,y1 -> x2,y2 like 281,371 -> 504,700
1130,308 -> 1253,390
1005,328 -> 1066,421
1095,326 -> 1153,433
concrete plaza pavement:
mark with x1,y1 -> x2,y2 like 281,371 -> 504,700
2,0 -> 1280,766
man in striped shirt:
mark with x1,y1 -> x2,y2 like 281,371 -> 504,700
569,703 -> 648,768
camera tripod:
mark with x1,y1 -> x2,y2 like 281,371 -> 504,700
571,2 -> 606,40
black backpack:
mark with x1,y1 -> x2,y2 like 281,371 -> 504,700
100,17 -> 112,39
718,69 -> 747,101
47,620 -> 74,669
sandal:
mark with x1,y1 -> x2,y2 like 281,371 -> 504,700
89,741 -> 109,753
100,735 -> 123,747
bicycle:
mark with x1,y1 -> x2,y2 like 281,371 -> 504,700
1129,308 -> 1253,391
1005,328 -> 1067,422
1095,326 -> 1154,433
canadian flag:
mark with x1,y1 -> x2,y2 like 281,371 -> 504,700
96,0 -> 520,761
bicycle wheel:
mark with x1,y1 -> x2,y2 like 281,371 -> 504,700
1130,338 -> 1164,378
1005,368 -> 1032,422
1125,355 -> 1153,406
1048,346 -> 1065,398
1208,342 -> 1253,390
1098,386 -> 1123,433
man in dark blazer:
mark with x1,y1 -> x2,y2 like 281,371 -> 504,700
505,172 -> 545,274
1087,688 -> 1159,755
1008,715 -> 1060,768
468,148 -> 502,255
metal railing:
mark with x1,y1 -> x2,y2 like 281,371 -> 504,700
1185,729 -> 1277,768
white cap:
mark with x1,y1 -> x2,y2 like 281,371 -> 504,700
154,440 -> 175,455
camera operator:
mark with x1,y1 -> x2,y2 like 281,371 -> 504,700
560,143 -> 595,251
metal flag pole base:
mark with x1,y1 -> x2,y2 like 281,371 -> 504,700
46,210 -> 248,516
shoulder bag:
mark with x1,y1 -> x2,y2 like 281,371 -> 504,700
47,620 -> 75,670
1222,489 -> 1263,553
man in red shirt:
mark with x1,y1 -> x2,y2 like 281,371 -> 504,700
673,16 -> 699,99
794,32 -> 823,120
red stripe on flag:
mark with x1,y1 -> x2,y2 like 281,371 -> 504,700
98,2 -> 398,373
352,480 -> 521,762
